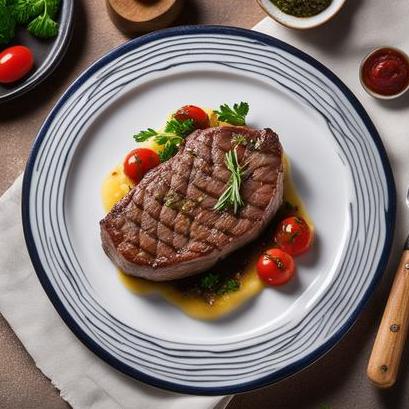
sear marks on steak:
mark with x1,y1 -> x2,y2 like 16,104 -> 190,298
100,126 -> 284,281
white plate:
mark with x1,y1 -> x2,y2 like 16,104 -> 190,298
22,26 -> 395,394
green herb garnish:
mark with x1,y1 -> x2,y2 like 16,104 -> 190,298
0,1 -> 16,44
232,133 -> 247,146
13,0 -> 60,21
134,118 -> 195,162
214,147 -> 246,214
200,272 -> 220,291
271,0 -> 332,18
214,102 -> 249,126
248,137 -> 263,151
165,118 -> 195,137
164,192 -> 178,208
158,143 -> 180,162
12,0 -> 36,24
27,10 -> 58,39
217,279 -> 240,295
199,273 -> 240,296
133,128 -> 158,142
1,0 -> 60,42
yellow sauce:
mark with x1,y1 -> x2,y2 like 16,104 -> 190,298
102,110 -> 312,320
119,261 -> 263,320
283,156 -> 313,229
102,165 -> 134,212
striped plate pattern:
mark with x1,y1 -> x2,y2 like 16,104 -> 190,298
22,26 -> 395,394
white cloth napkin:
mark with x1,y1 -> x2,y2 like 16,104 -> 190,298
0,175 -> 232,409
1,3 -> 409,407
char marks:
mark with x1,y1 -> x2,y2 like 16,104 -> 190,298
100,126 -> 284,280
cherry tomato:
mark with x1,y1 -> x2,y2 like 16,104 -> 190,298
174,105 -> 210,129
0,46 -> 34,84
256,248 -> 295,286
274,216 -> 313,256
123,148 -> 160,183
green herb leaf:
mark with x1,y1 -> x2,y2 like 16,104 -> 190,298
153,133 -> 183,146
159,142 -> 179,162
133,118 -> 195,163
200,273 -> 220,291
1,0 -> 16,8
232,133 -> 247,147
27,12 -> 58,38
44,0 -> 59,18
218,279 -> 240,295
11,0 -> 60,34
214,147 -> 246,214
271,0 -> 332,18
29,0 -> 46,16
133,128 -> 158,142
165,118 -> 195,137
27,0 -> 60,18
163,191 -> 183,209
0,2 -> 16,44
214,102 -> 249,126
11,0 -> 36,24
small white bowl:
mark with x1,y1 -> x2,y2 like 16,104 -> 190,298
359,47 -> 409,100
257,0 -> 347,30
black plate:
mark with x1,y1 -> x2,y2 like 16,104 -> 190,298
0,0 -> 74,103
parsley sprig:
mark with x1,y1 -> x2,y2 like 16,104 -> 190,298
199,272 -> 240,295
27,2 -> 59,39
214,147 -> 246,214
134,118 -> 195,162
214,102 -> 249,126
0,0 -> 60,43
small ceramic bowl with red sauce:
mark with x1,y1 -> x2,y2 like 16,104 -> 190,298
360,47 -> 409,100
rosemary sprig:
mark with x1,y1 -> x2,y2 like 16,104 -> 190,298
214,147 -> 245,214
232,133 -> 247,146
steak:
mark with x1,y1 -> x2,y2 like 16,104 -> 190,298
100,126 -> 283,281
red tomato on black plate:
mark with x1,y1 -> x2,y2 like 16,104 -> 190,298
174,105 -> 210,129
123,148 -> 160,183
274,216 -> 313,256
0,46 -> 34,84
256,248 -> 295,286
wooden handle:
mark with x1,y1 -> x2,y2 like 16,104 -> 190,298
367,250 -> 409,388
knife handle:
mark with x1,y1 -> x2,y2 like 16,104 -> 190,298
367,249 -> 409,388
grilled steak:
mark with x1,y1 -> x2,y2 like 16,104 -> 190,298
100,126 -> 283,281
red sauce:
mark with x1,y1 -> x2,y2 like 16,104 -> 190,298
362,48 -> 409,96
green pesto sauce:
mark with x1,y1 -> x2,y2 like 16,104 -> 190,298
271,0 -> 332,17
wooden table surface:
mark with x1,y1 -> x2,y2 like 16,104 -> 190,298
1,1 -> 409,408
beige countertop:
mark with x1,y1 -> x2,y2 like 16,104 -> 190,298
1,1 -> 409,408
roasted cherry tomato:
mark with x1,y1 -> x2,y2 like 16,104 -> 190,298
174,105 -> 210,129
256,248 -> 295,286
123,148 -> 160,183
0,46 -> 34,84
274,216 -> 313,256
